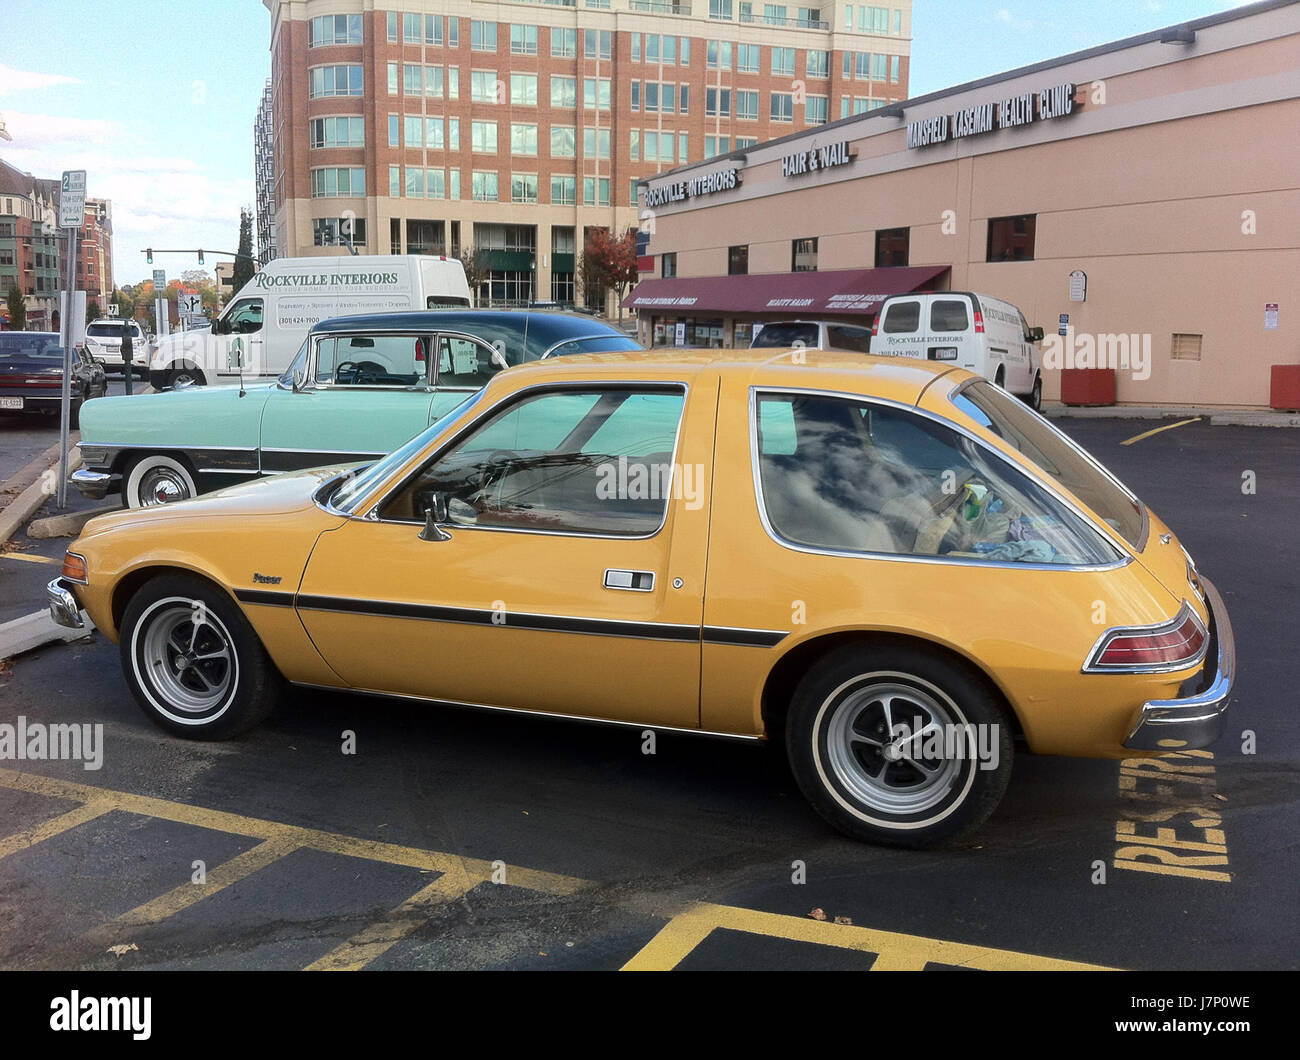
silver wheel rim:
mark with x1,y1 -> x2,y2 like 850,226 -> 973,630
137,465 -> 192,506
824,679 -> 967,816
172,373 -> 195,388
140,602 -> 234,713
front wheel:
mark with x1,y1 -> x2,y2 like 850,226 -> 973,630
119,574 -> 280,739
123,453 -> 198,508
785,643 -> 1013,847
1026,372 -> 1043,412
165,364 -> 205,389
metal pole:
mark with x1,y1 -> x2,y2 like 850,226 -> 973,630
57,224 -> 79,510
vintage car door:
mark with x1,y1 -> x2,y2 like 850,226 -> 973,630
295,377 -> 717,730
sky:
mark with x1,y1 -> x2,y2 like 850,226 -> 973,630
0,0 -> 1258,288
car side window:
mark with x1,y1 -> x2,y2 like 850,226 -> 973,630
381,386 -> 686,536
227,299 -> 264,334
754,393 -> 1114,565
435,335 -> 499,389
881,301 -> 920,334
825,326 -> 872,353
322,334 -> 426,387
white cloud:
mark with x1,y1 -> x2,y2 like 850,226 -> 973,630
0,64 -> 83,95
994,8 -> 1034,29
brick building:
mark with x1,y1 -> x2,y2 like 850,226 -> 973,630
262,0 -> 912,306
0,160 -> 61,328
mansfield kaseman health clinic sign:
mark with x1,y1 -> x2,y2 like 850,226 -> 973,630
907,82 -> 1079,149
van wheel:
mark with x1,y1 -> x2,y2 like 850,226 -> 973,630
120,573 -> 280,739
994,366 -> 1006,389
785,643 -> 1013,848
166,364 -> 205,389
124,453 -> 198,508
1026,373 -> 1043,411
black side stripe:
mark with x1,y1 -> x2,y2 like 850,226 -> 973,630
234,588 -> 789,647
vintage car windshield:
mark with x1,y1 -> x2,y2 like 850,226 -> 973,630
330,390 -> 484,514
277,339 -> 310,388
951,380 -> 1146,547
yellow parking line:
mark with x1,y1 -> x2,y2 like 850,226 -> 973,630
305,868 -> 484,971
0,797 -> 116,862
1120,417 -> 1201,446
622,902 -> 1116,971
0,551 -> 57,565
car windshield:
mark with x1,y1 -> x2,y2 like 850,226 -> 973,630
0,334 -> 63,360
951,379 -> 1146,547
277,339 -> 310,388
543,335 -> 642,358
751,323 -> 819,349
330,390 -> 485,514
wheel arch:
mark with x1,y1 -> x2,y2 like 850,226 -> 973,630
110,563 -> 244,641
760,630 -> 1026,743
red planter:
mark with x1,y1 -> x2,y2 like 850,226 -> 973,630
1270,365 -> 1300,411
1060,367 -> 1116,407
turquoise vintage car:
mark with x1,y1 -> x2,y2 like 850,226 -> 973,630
72,309 -> 641,507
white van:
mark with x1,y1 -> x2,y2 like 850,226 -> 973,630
148,255 -> 472,388
869,292 -> 1045,409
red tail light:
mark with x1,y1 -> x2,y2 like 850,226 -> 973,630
871,317 -> 880,337
973,308 -> 985,334
1085,605 -> 1208,672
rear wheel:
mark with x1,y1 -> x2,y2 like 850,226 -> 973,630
124,453 -> 197,508
165,364 -> 205,389
119,574 -> 280,739
1026,372 -> 1043,411
785,643 -> 1013,847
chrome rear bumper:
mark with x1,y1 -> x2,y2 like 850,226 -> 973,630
1123,574 -> 1235,751
70,468 -> 112,499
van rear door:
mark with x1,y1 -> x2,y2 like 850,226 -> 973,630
925,295 -> 976,371
870,297 -> 925,359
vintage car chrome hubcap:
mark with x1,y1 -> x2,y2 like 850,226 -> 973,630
142,604 -> 233,711
139,468 -> 191,506
825,680 -> 965,815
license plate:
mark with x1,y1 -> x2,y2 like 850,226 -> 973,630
0,397 -> 23,410
928,347 -> 959,361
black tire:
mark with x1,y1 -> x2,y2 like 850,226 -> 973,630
994,365 -> 1006,388
69,398 -> 82,430
166,364 -> 205,389
119,573 -> 281,739
785,642 -> 1013,848
1026,372 -> 1043,412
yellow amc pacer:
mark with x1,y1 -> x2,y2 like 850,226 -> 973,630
48,350 -> 1234,847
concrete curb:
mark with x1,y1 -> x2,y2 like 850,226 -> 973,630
0,608 -> 95,660
27,503 -> 119,540
1044,404 -> 1300,427
0,447 -> 83,547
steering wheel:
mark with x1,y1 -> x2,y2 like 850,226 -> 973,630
335,359 -> 387,384
469,450 -> 521,506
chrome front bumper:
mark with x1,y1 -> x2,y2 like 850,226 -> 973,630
1123,574 -> 1235,751
47,578 -> 86,630
70,467 -> 113,499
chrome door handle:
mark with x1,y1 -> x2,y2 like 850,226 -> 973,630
604,569 -> 655,591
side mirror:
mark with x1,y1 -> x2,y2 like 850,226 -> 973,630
291,368 -> 306,393
1028,326 -> 1045,342
418,492 -> 452,542
227,337 -> 244,370
210,317 -> 224,335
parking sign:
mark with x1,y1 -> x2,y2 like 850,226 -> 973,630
59,170 -> 87,228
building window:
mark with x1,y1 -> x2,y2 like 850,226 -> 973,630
551,76 -> 577,108
313,217 -> 367,247
471,121 -> 498,153
552,28 -> 577,58
662,252 -> 677,278
472,170 -> 500,201
429,169 -> 447,199
551,175 -> 576,205
645,82 -> 659,112
449,17 -> 459,47
404,64 -> 423,95
680,37 -> 691,64
512,173 -> 539,204
706,87 -> 731,117
770,92 -> 794,122
309,116 -> 364,148
310,167 -> 366,197
728,244 -> 748,275
405,167 -> 425,198
308,65 -> 363,98
736,136 -> 758,148
511,73 -> 538,105
856,52 -> 871,79
550,125 -> 575,157
448,67 -> 459,99
425,15 -> 444,45
511,25 -> 538,55
583,177 -> 610,206
806,95 -> 828,124
471,70 -> 499,103
705,135 -> 730,158
583,78 -> 611,109
631,81 -> 640,110
583,128 -> 611,158
387,62 -> 398,95
308,14 -> 362,47
423,66 -> 445,98
630,129 -> 640,160
387,12 -> 398,43
986,215 -> 1036,261
737,89 -> 758,120
471,21 -> 497,52
891,55 -> 900,82
710,0 -> 733,18
679,84 -> 690,113
806,49 -> 829,78
873,53 -> 888,81
389,165 -> 401,198
737,43 -> 759,73
875,226 -> 910,266
1171,333 -> 1203,361
706,41 -> 732,69
511,123 -> 538,155
404,114 -> 425,147
771,47 -> 795,77
792,237 -> 817,272
584,28 -> 611,60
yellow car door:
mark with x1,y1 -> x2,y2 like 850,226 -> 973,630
296,377 -> 718,730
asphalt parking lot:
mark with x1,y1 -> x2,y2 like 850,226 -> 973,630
0,413 -> 1297,971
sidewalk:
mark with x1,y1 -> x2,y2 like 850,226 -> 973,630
1042,403 -> 1300,427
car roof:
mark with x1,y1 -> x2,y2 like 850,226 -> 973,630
501,347 -> 965,406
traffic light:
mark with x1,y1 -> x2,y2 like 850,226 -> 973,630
197,249 -> 205,264
146,248 -> 153,264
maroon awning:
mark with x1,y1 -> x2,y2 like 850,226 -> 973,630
622,264 -> 950,316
